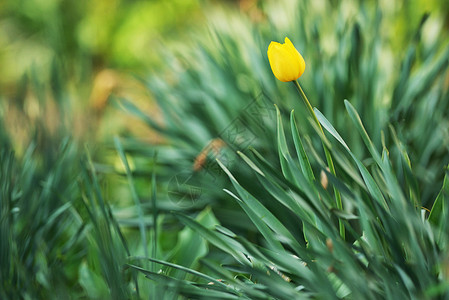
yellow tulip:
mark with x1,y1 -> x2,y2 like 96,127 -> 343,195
267,37 -> 306,82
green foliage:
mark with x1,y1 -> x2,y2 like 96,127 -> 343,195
2,0 -> 449,299
121,0 -> 449,299
0,142 -> 84,299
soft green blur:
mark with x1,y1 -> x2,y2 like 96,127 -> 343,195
1,0 -> 449,299
0,0 -> 202,82
1,0 -> 445,87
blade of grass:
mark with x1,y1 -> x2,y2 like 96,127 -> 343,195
314,107 -> 389,212
173,212 -> 249,264
114,137 -> 148,258
218,159 -> 306,255
223,188 -> 284,252
291,110 -> 315,183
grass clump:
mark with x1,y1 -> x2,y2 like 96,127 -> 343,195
2,0 -> 449,299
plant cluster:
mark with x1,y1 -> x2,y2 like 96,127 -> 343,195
1,0 -> 449,299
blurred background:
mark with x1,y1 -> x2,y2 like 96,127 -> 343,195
0,0 -> 447,151
1,0 -> 449,298
1,0 -> 205,151
0,0 -> 447,150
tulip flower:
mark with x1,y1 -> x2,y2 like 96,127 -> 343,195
268,37 -> 344,239
267,37 -> 306,82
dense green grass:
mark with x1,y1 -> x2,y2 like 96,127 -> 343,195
121,1 -> 449,298
1,0 -> 449,299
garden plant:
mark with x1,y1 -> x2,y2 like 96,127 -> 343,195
1,0 -> 449,299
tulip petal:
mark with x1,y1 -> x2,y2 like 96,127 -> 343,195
267,37 -> 306,82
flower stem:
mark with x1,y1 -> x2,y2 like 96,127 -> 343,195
293,79 -> 345,240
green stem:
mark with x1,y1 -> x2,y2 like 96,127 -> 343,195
293,80 -> 345,240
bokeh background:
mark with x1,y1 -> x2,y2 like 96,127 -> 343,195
1,0 -> 449,299
1,0 -> 448,149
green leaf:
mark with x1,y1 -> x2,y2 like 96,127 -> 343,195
314,107 -> 389,211
344,101 -> 407,205
128,264 -> 240,299
129,257 -> 230,290
217,159 -> 304,253
275,105 -> 297,185
79,262 -> 109,299
343,100 -> 382,165
290,110 -> 315,183
313,108 -> 350,151
173,212 -> 249,264
236,151 -> 264,176
429,167 -> 449,226
389,125 -> 420,206
224,188 -> 284,252
248,148 -> 332,226
167,207 -> 217,280
114,137 -> 149,258
237,150 -> 318,227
